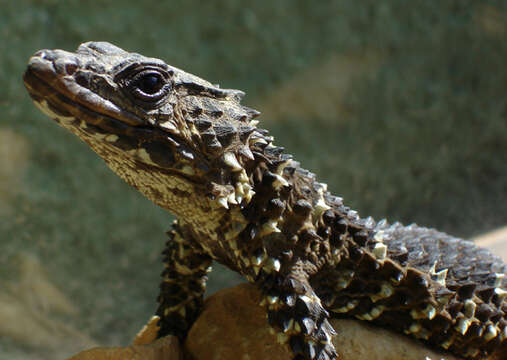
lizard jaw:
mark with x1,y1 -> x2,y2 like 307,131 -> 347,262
24,49 -> 145,127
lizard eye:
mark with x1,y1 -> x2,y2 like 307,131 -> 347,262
135,72 -> 164,94
128,70 -> 170,103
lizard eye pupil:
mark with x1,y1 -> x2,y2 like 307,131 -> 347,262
137,73 -> 164,94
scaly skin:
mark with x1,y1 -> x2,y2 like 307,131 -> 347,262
23,42 -> 506,360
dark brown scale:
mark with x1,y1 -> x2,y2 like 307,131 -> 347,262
350,297 -> 374,314
238,125 -> 256,142
214,124 -> 236,146
352,230 -> 369,246
434,287 -> 454,304
357,252 -> 381,275
334,218 -> 348,233
390,250 -> 409,266
448,299 -> 464,317
390,289 -> 416,307
194,118 -> 212,130
377,259 -> 405,282
293,199 -> 313,217
316,225 -> 331,239
189,107 -> 203,117
299,229 -> 321,252
477,287 -> 496,303
260,170 -> 278,187
348,245 -> 364,263
199,129 -> 217,144
237,146 -> 255,161
467,321 -> 485,339
404,269 -> 431,296
492,292 -> 506,307
321,210 -> 335,226
375,309 -> 413,329
329,232 -> 344,248
476,303 -> 495,322
343,278 -> 367,295
490,310 -> 503,323
265,145 -> 285,157
290,336 -> 305,355
204,138 -> 222,153
423,313 -> 453,334
265,198 -> 285,219
456,283 -> 478,300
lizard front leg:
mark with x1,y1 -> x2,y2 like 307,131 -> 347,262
156,220 -> 212,340
259,268 -> 338,360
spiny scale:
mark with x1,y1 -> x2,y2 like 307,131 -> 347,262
23,42 -> 506,360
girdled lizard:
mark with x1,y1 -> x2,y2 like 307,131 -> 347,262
23,42 -> 506,360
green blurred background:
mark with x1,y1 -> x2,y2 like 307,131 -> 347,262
1,0 -> 506,358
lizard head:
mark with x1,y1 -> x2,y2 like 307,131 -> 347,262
23,41 -> 285,225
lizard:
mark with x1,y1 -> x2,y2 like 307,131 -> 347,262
23,41 -> 506,360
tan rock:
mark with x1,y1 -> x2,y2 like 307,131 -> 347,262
474,225 -> 507,262
184,283 -> 292,360
185,283 -> 462,360
67,336 -> 182,360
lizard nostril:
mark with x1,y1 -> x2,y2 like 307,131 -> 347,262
33,50 -> 48,59
65,62 -> 78,75
52,54 -> 80,76
34,49 -> 59,62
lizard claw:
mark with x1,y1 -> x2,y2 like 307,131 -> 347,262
133,315 -> 161,345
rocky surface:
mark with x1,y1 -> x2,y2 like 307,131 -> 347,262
67,336 -> 181,360
473,226 -> 507,262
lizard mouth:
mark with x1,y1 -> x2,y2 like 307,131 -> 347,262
23,51 -> 155,138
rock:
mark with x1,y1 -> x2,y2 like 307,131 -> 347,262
184,283 -> 292,360
474,225 -> 507,262
67,336 -> 182,360
184,283 -> 462,360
